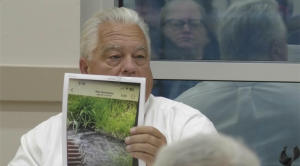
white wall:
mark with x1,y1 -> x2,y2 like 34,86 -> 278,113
80,0 -> 115,30
1,0 -> 80,67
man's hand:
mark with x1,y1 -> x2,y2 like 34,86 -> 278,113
125,126 -> 167,166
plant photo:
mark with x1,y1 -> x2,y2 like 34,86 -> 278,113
66,94 -> 138,166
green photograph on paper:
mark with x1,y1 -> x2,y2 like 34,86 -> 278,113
64,76 -> 143,166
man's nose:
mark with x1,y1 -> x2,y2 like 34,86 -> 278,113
182,23 -> 191,32
120,56 -> 137,76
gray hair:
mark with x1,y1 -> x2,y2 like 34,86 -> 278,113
80,7 -> 151,60
153,133 -> 261,166
218,0 -> 287,61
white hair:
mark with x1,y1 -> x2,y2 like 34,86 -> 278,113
80,7 -> 151,60
218,0 -> 287,61
153,133 -> 261,166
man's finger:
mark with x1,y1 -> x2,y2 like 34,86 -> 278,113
126,143 -> 159,157
125,134 -> 163,147
130,151 -> 155,166
130,126 -> 165,139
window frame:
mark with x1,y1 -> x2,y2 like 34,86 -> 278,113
113,1 -> 300,83
150,61 -> 300,82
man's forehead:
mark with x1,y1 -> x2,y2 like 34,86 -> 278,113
98,22 -> 145,38
165,2 -> 203,19
97,22 -> 148,51
103,45 -> 148,52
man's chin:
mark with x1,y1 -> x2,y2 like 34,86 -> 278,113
177,44 -> 194,49
176,41 -> 194,48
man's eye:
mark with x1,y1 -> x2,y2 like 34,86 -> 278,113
109,55 -> 121,60
135,55 -> 146,65
135,55 -> 145,59
171,22 -> 183,27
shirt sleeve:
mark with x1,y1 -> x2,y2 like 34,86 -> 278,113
8,134 -> 40,166
180,114 -> 218,140
175,103 -> 218,141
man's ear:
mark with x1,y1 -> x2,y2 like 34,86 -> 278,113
270,41 -> 279,60
79,57 -> 89,74
270,40 -> 288,61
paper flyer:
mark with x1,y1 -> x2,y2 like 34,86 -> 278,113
62,73 -> 146,166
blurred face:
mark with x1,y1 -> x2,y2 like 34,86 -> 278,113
80,23 -> 153,101
162,2 -> 210,50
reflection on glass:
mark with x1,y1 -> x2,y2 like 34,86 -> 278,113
161,80 -> 299,166
123,0 -> 300,62
152,80 -> 200,99
160,0 -> 220,60
219,0 -> 288,61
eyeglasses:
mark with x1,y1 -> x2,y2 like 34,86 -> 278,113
163,19 -> 205,31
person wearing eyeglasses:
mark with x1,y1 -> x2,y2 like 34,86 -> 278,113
159,0 -> 213,60
152,0 -> 220,100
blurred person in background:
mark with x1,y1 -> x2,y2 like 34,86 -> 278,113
151,0 -> 221,100
175,1 -> 299,165
219,0 -> 288,61
160,0 -> 220,60
153,133 -> 261,166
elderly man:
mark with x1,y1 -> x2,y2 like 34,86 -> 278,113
175,1 -> 299,166
8,7 -> 216,166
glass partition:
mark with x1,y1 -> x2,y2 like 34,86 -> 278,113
116,1 -> 300,165
173,80 -> 300,166
123,0 -> 300,62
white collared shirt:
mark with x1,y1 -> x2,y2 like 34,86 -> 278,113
8,94 -> 216,166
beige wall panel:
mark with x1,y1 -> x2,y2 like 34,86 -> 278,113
1,0 -> 80,66
0,66 -> 80,101
0,101 -> 62,166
